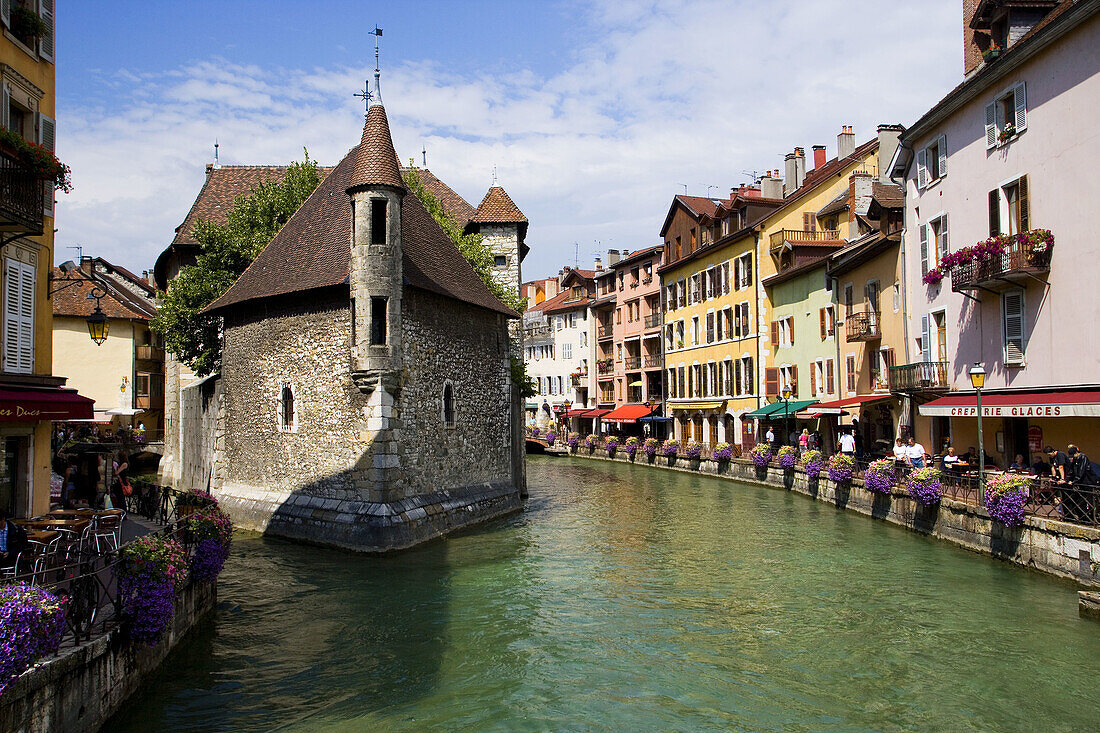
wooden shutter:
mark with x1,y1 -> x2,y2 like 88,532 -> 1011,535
746,357 -> 753,392
988,189 -> 1001,236
3,259 -> 34,374
770,320 -> 779,347
883,348 -> 896,369
39,114 -> 54,217
819,308 -> 826,339
810,362 -> 817,395
985,102 -> 998,149
846,355 -> 856,393
1018,175 -> 1029,232
745,252 -> 753,286
788,318 -> 794,346
919,224 -> 929,275
790,365 -> 798,393
920,314 -> 932,363
733,258 -> 741,290
735,359 -> 743,395
916,148 -> 927,189
1003,290 -> 1026,364
939,215 -> 949,261
826,359 -> 835,394
1013,82 -> 1027,132
765,367 -> 779,397
937,135 -> 947,178
742,304 -> 750,336
38,0 -> 54,62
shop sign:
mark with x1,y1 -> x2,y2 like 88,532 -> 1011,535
1028,425 -> 1044,453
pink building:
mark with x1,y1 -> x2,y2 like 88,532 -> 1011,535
892,0 -> 1100,462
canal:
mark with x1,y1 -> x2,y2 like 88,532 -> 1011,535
112,456 -> 1100,731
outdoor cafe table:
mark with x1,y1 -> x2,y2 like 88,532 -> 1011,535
47,509 -> 98,519
25,529 -> 61,543
14,518 -> 91,533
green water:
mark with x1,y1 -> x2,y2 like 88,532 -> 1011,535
112,456 -> 1100,731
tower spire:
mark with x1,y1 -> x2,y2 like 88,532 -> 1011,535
373,26 -> 384,104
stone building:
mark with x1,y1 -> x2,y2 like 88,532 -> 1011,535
195,102 -> 526,552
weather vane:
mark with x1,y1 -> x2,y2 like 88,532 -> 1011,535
373,26 -> 383,104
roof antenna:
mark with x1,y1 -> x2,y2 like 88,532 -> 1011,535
573,242 -> 580,268
678,183 -> 688,195
373,26 -> 384,104
491,165 -> 498,186
214,139 -> 220,168
68,244 -> 83,263
422,145 -> 427,167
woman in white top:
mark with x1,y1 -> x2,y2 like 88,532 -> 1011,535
942,447 -> 961,472
892,438 -> 907,465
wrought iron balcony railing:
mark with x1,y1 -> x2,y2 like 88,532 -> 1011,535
845,310 -> 880,342
888,361 -> 949,393
950,240 -> 1052,293
0,148 -> 44,235
644,313 -> 663,329
624,356 -> 642,370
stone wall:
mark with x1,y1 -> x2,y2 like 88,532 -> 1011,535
566,450 -> 1100,587
175,373 -> 225,493
480,224 -> 521,296
0,582 -> 216,733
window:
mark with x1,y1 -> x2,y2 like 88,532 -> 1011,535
705,312 -> 715,344
917,135 -> 947,188
369,296 -> 387,345
277,384 -> 297,432
803,212 -> 815,232
494,255 -> 507,267
740,356 -> 754,396
1003,290 -> 1026,365
677,366 -> 685,397
990,175 -> 1030,237
2,256 -> 34,374
692,364 -> 702,397
667,368 -> 677,398
846,354 -> 857,394
691,316 -> 699,345
843,283 -> 854,318
370,199 -> 387,245
563,343 -> 572,360
819,306 -> 835,339
442,382 -> 456,428
920,214 -> 949,274
771,317 -> 794,348
734,253 -> 752,289
985,82 -> 1027,148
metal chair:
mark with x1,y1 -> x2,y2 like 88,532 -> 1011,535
91,511 -> 125,554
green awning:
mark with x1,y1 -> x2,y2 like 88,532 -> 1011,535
742,399 -> 819,419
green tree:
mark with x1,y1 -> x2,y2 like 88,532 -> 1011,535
152,154 -> 321,376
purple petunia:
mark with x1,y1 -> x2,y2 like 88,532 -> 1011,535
0,583 -> 67,695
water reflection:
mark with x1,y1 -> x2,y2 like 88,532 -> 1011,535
111,456 -> 1100,731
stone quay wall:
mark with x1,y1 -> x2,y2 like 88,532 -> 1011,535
565,449 -> 1100,587
0,581 -> 216,733
215,287 -> 521,552
173,373 -> 226,493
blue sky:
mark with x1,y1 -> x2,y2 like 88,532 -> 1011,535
56,0 -> 961,281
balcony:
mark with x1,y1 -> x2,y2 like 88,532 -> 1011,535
643,313 -> 663,330
888,361 -> 949,393
845,310 -> 880,342
950,239 -> 1052,293
570,372 -> 588,387
597,325 -> 613,340
624,356 -> 642,370
0,148 -> 44,236
597,358 -> 614,375
135,345 -> 165,361
769,228 -> 842,252
643,354 -> 662,369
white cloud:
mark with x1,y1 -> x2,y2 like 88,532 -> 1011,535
55,0 -> 960,281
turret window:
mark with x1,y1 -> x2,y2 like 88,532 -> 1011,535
370,296 -> 387,345
370,199 -> 387,245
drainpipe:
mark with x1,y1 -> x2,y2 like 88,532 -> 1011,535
890,143 -> 914,438
752,227 -> 763,446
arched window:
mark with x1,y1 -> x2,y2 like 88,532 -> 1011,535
278,383 -> 296,432
442,382 -> 456,428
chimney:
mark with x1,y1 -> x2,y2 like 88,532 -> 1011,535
813,145 -> 827,170
876,124 -> 904,183
608,249 -> 621,266
594,256 -> 603,271
963,0 -> 986,77
847,171 -> 874,239
784,152 -> 798,196
760,171 -> 783,199
838,126 -> 855,160
794,148 -> 806,189
205,163 -> 214,176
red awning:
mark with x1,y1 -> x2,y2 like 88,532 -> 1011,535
601,404 -> 658,423
0,388 -> 94,422
563,409 -> 589,417
920,390 -> 1100,418
810,394 -> 893,415
580,409 -> 611,418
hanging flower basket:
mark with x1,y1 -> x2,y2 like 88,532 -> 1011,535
984,474 -> 1032,526
643,437 -> 659,461
777,445 -> 798,470
907,467 -> 944,507
0,583 -> 67,696
545,432 -> 556,446
185,508 -> 234,583
750,444 -> 773,467
624,436 -> 639,460
662,439 -> 680,458
684,441 -> 702,461
567,432 -> 580,451
828,453 -> 856,484
863,458 -> 896,495
605,435 -> 619,456
712,442 -> 733,462
801,449 -> 824,477
118,534 -> 188,645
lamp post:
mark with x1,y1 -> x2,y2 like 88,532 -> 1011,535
969,363 -> 986,502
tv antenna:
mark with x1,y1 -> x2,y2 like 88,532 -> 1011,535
741,169 -> 765,183
678,183 -> 688,194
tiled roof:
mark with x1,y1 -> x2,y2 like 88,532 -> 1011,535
613,244 -> 663,268
676,195 -> 722,218
471,186 -> 528,224
204,140 -> 517,318
52,269 -> 152,320
414,168 -> 476,223
540,289 -> 591,315
172,166 -> 293,246
872,181 -> 904,209
816,189 -> 849,217
347,105 -> 406,193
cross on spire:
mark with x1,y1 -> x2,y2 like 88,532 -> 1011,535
353,81 -> 373,115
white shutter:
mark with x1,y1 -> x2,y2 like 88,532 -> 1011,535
919,224 -> 929,275
985,102 -> 998,149
937,135 -> 947,177
1,0 -> 10,29
916,148 -> 928,189
920,314 -> 932,363
38,0 -> 54,63
1003,290 -> 1026,364
939,214 -> 949,260
3,259 -> 34,374
1,83 -> 9,131
1013,82 -> 1027,132
39,113 -> 54,217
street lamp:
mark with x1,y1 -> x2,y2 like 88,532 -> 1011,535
781,386 -> 793,447
969,363 -> 986,501
86,289 -> 109,346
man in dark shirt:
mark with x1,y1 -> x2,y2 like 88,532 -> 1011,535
1046,445 -> 1070,483
0,508 -> 28,570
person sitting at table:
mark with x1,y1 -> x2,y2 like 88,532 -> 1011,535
1031,455 -> 1051,477
0,508 -> 28,571
1009,454 -> 1028,472
942,447 -> 966,472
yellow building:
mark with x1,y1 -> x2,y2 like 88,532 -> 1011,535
751,128 -> 901,448
0,3 -> 88,518
658,190 -> 782,449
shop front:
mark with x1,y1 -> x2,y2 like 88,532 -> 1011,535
743,399 -> 819,447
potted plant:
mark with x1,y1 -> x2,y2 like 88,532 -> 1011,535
922,267 -> 944,286
1021,228 -> 1055,267
712,441 -> 733,464
9,4 -> 47,50
684,440 -> 702,467
186,507 -> 234,583
0,128 -> 72,193
662,439 -> 680,464
584,434 -> 598,454
801,449 -> 824,477
863,458 -> 896,495
643,437 -> 660,462
567,432 -> 580,452
982,41 -> 1003,61
175,489 -> 217,519
624,436 -> 640,461
545,431 -> 556,446
907,467 -> 944,507
827,453 -> 856,485
117,534 -> 188,645
997,123 -> 1016,143
777,445 -> 798,470
750,443 -> 773,467
0,583 -> 67,696
984,473 -> 1032,526
605,435 -> 620,457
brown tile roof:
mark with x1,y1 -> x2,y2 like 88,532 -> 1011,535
816,189 -> 850,217
676,195 -> 722,218
52,269 -> 152,320
413,168 -> 476,223
872,181 -> 904,209
471,186 -> 527,224
539,289 -> 591,315
347,105 -> 405,193
174,166 -> 286,246
203,142 -> 517,318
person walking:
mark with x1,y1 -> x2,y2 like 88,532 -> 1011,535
765,426 -> 775,449
892,437 -> 908,467
839,429 -> 856,457
906,437 -> 927,469
110,449 -> 131,512
799,429 -> 809,454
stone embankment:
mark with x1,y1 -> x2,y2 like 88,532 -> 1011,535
564,449 -> 1100,590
